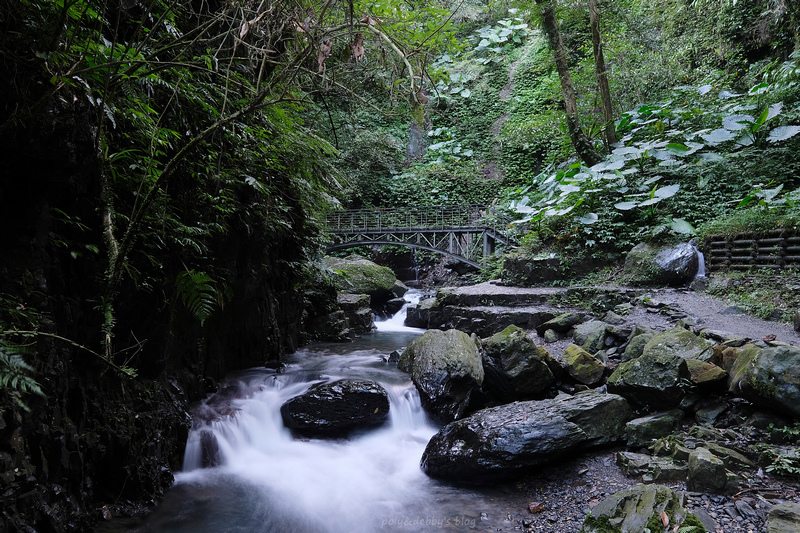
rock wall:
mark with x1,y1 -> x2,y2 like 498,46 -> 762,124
0,105 -> 322,531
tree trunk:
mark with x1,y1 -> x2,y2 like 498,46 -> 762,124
535,0 -> 601,167
589,0 -> 617,146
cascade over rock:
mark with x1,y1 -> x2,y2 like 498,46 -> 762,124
280,379 -> 390,438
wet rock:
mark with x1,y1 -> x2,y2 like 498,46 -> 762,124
481,325 -> 557,401
337,293 -> 374,334
280,379 -> 390,438
421,391 -> 632,483
607,352 -> 691,410
563,344 -> 606,387
702,442 -> 754,469
324,255 -> 398,307
543,329 -> 561,343
616,452 -> 687,482
624,242 -> 700,287
685,359 -> 727,389
573,320 -> 609,354
603,311 -> 626,325
391,280 -> 409,298
687,447 -> 738,494
398,329 -> 484,421
443,306 -> 555,337
622,332 -> 655,362
729,345 -> 800,418
501,251 -> 563,285
642,325 -> 714,362
579,484 -> 699,532
625,409 -> 684,448
384,297 -> 406,316
765,501 -> 800,532
307,309 -> 351,341
693,399 -> 729,425
535,312 -> 583,337
404,297 -> 442,329
199,431 -> 221,468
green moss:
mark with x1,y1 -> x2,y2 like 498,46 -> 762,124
580,514 -> 622,533
681,513 -> 707,532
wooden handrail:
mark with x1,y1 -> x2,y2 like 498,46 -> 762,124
325,205 -> 512,235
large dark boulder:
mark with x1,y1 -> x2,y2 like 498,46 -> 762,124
729,345 -> 800,418
624,242 -> 699,286
280,379 -> 390,438
404,297 -> 442,329
324,255 -> 398,309
481,325 -> 558,401
398,329 -> 484,421
420,391 -> 633,483
607,352 -> 690,410
336,293 -> 374,334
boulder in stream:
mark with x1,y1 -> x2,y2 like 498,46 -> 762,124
398,329 -> 484,422
324,255 -> 399,308
280,379 -> 390,438
420,390 -> 632,483
481,325 -> 558,401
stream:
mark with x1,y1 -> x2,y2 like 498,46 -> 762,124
109,291 -> 538,532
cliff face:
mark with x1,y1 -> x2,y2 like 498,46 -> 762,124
0,103 -> 319,531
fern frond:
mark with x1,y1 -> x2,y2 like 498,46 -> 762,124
0,342 -> 44,411
175,270 -> 219,325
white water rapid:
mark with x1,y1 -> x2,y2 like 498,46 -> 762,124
375,290 -> 426,333
111,290 -> 527,533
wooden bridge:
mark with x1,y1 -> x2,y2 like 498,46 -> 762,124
324,205 -> 516,268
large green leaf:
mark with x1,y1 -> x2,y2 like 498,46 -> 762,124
654,183 -> 680,199
722,114 -> 754,131
670,218 -> 695,235
767,125 -> 800,143
614,201 -> 638,210
700,128 -> 737,145
577,213 -> 599,225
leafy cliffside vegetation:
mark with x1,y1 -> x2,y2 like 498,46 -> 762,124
0,0 -> 455,529
328,0 -> 800,264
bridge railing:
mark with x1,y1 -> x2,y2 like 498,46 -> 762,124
325,205 -> 513,236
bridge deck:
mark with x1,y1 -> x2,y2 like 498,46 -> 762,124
324,205 -> 516,268
325,205 -> 510,234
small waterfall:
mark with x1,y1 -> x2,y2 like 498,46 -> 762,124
174,358 -> 437,532
375,290 -> 425,333
692,242 -> 706,280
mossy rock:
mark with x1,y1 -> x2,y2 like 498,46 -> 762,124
685,359 -> 728,388
579,484 -> 702,533
729,345 -> 800,418
324,255 -> 397,296
535,312 -> 583,336
398,329 -> 484,422
642,326 -> 713,362
623,242 -> 699,287
482,325 -> 558,400
563,344 -> 606,386
607,351 -> 690,410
